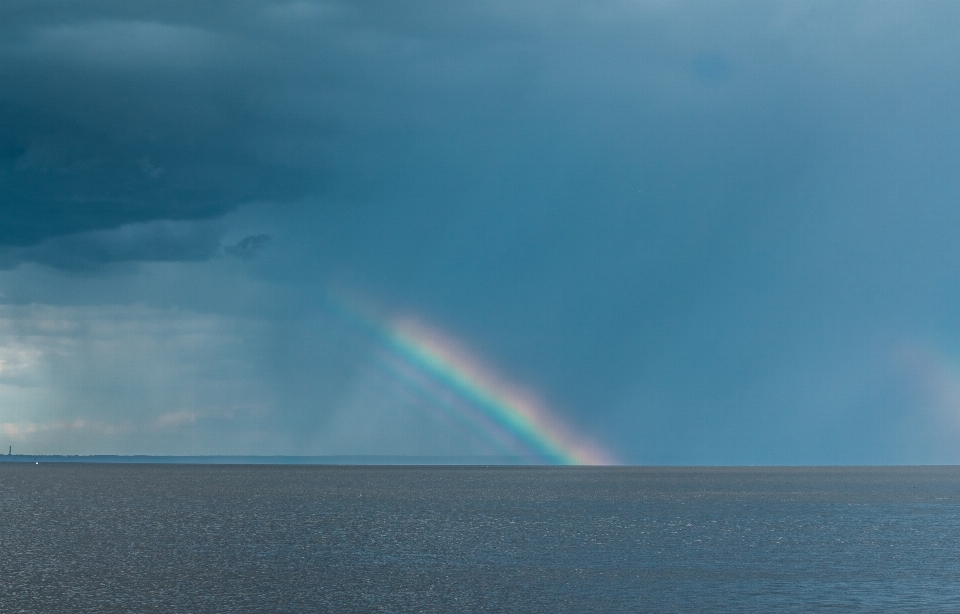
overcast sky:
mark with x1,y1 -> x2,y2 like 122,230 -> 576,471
3,0 -> 960,463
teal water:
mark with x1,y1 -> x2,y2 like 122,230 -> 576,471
2,465 -> 959,612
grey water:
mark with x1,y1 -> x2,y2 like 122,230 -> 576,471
2,465 -> 960,613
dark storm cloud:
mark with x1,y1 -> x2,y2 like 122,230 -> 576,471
0,220 -> 222,271
0,1 -> 825,251
226,234 -> 271,260
0,0 -> 558,252
0,1 -> 313,251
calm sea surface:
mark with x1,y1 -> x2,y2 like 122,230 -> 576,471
2,465 -> 960,612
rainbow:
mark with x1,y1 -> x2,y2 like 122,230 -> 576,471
330,296 -> 616,465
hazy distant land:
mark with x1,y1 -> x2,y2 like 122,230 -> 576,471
0,454 -> 544,465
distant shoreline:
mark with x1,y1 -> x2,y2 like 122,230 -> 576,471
0,454 -> 545,465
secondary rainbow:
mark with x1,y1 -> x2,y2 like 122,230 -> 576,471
332,296 -> 616,465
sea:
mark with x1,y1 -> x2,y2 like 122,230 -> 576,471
2,464 -> 960,612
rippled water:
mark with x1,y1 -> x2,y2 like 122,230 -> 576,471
2,465 -> 960,612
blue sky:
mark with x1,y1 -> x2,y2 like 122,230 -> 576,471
3,1 -> 960,463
